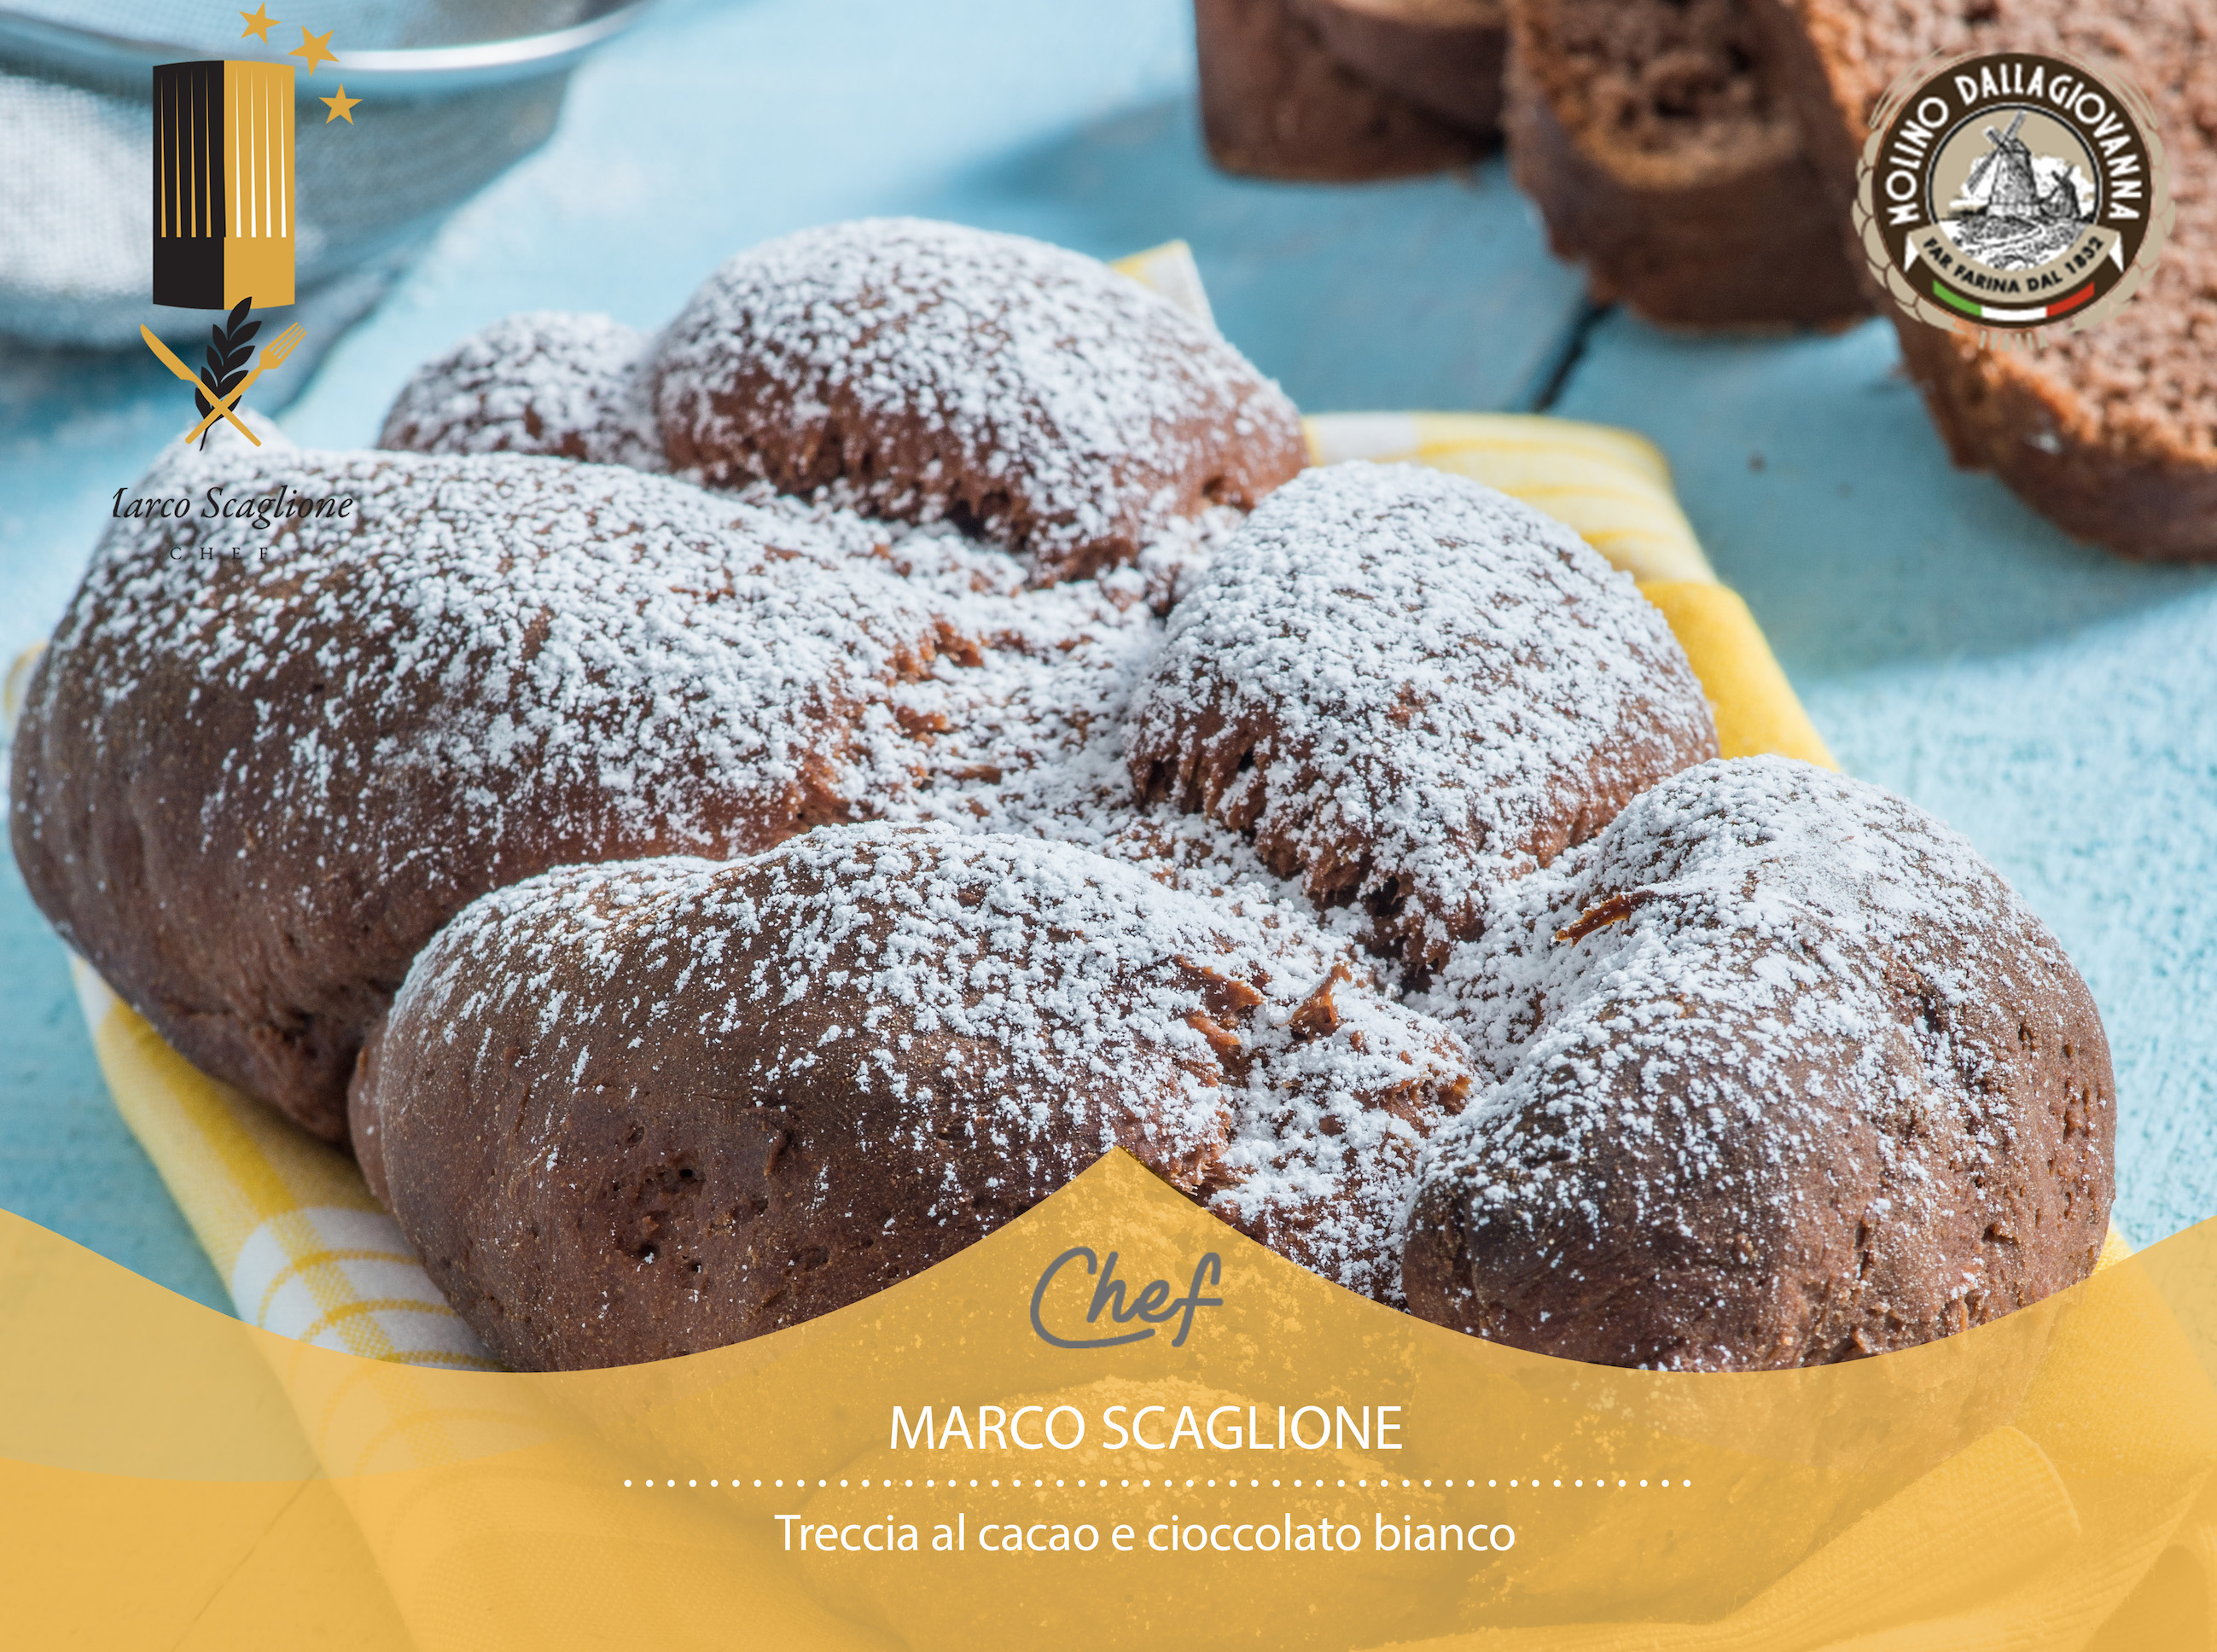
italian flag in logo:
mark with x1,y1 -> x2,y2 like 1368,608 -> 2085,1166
1931,280 -> 2097,323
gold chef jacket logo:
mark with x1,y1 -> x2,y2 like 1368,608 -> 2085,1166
143,12 -> 355,445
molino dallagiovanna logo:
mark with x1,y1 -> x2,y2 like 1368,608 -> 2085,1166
1855,49 -> 2172,337
142,9 -> 358,445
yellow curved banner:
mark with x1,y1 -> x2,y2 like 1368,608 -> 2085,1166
2,1151 -> 2213,1649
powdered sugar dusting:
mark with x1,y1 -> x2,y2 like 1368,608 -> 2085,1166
1420,754 -> 2040,1097
378,311 -> 668,473
55,445 -> 948,884
651,218 -> 1305,583
1405,754 -> 2105,1366
395,823 -> 1471,1299
1128,462 -> 1719,963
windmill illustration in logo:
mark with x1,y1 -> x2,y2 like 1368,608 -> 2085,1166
1941,110 -> 2094,271
143,11 -> 357,445
1855,48 -> 2166,335
1962,113 -> 2084,224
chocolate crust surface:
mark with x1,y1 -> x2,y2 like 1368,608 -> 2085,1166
1404,758 -> 2115,1370
355,828 -> 1474,1368
1128,463 -> 1719,969
9,445 -> 943,1139
377,311 -> 667,473
653,218 -> 1307,587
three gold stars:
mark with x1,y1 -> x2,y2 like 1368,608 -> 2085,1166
238,12 -> 357,119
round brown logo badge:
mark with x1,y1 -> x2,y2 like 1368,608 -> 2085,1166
1854,50 -> 2173,334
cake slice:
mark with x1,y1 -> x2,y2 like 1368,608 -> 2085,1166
1301,0 -> 1509,133
1504,0 -> 1868,328
1756,0 -> 2216,559
1195,0 -> 1503,179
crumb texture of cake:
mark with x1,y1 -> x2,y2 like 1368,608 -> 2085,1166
7,446 -> 949,1141
1402,756 -> 2116,1370
1504,0 -> 1869,327
1127,462 -> 1719,968
1759,0 -> 2217,556
1520,0 -> 1790,172
377,311 -> 668,472
1194,0 -> 1500,181
354,825 -> 1472,1368
651,218 -> 1308,586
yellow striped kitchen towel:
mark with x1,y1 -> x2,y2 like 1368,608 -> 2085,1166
10,241 -> 1849,1370
68,965 -> 497,1369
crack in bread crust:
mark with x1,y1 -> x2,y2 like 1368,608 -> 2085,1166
1126,463 -> 1720,967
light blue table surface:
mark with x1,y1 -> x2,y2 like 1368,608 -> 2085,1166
1,0 -> 2210,1317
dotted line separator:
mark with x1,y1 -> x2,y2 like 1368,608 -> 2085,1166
624,1475 -> 1693,1492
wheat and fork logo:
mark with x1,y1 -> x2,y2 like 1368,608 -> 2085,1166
139,9 -> 359,447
